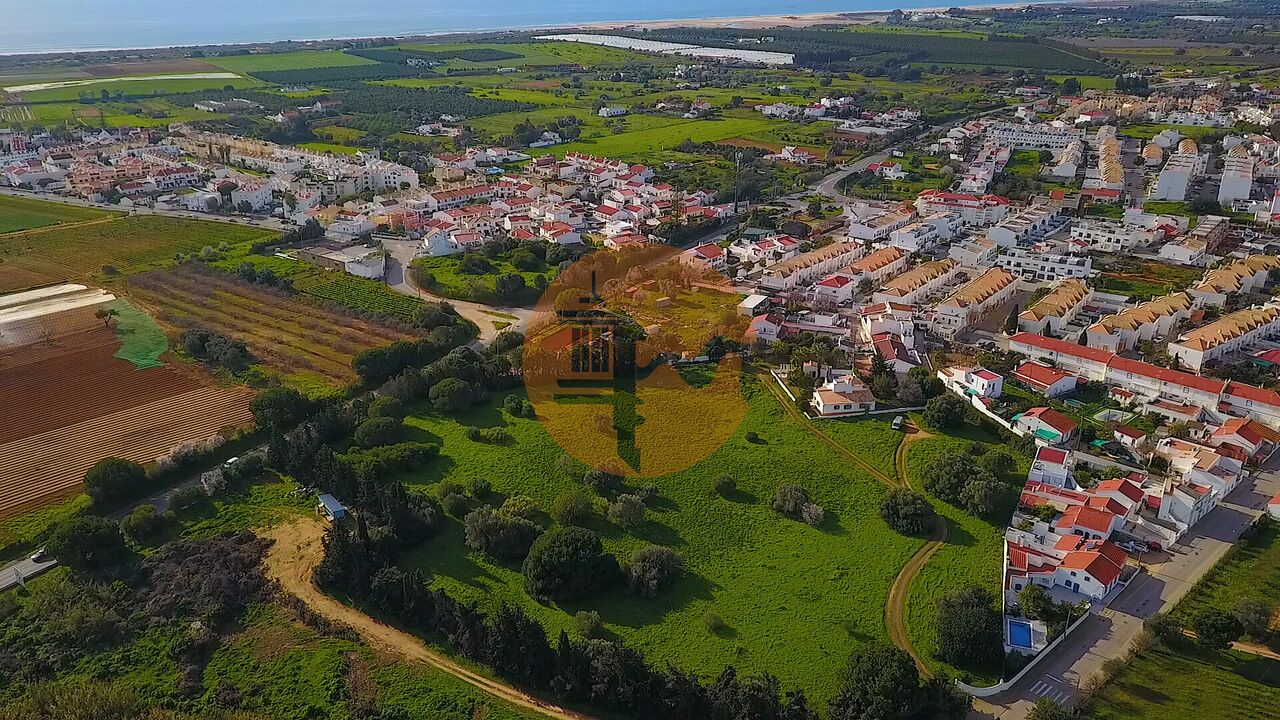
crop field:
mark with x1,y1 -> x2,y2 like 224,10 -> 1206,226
206,49 -> 379,73
16,74 -> 264,102
127,264 -> 416,386
1088,639 -> 1280,720
397,375 -> 924,704
530,115 -> 800,163
0,215 -> 274,282
0,195 -> 117,234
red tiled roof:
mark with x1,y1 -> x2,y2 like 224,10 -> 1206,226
1226,381 -> 1280,409
1108,356 -> 1225,395
1022,407 -> 1078,435
1036,447 -> 1069,465
1014,361 -> 1071,391
1060,547 -> 1124,585
1008,332 -> 1115,365
1114,425 -> 1146,440
1056,505 -> 1117,535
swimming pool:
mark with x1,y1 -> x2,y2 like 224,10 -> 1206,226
1008,619 -> 1033,649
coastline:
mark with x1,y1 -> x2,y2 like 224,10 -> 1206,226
0,0 -> 1084,59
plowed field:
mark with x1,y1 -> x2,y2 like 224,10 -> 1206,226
127,265 -> 415,385
0,329 -> 202,444
0,385 -> 253,518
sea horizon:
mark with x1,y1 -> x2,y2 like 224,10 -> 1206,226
0,0 -> 1049,57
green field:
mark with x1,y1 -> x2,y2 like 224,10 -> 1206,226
0,195 -> 116,234
413,255 -> 555,305
530,116 -> 802,163
1173,519 -> 1280,623
1121,123 -> 1227,141
396,375 -> 924,704
1088,639 -> 1280,720
207,50 -> 379,73
18,75 -> 264,102
298,141 -> 362,155
0,215 -> 274,283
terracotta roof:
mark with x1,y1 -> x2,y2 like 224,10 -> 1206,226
1214,417 -> 1280,447
1096,478 -> 1144,504
1013,361 -> 1072,391
1060,545 -> 1125,585
1021,407 -> 1078,435
1114,425 -> 1146,440
1037,447 -> 1069,465
1174,306 -> 1280,352
1020,279 -> 1089,322
848,246 -> 905,275
1056,504 -> 1117,535
939,267 -> 1016,309
1089,292 -> 1193,336
1108,356 -> 1225,395
878,259 -> 956,299
1009,332 -> 1116,365
1193,255 -> 1280,296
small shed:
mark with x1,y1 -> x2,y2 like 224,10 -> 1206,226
317,494 -> 347,522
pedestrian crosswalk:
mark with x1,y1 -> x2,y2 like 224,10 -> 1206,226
1029,677 -> 1074,705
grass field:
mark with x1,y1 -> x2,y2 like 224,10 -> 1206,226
1087,638 -> 1280,720
816,417 -> 904,481
0,195 -> 116,234
1173,518 -> 1280,624
18,75 -> 264,102
413,255 -> 554,305
207,50 -> 379,73
297,141 -> 362,155
396,375 -> 923,704
1121,123 -> 1228,142
0,215 -> 274,282
530,116 -> 800,163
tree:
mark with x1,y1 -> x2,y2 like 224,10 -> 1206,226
978,449 -> 1016,477
494,273 -> 528,301
83,457 -> 148,504
1018,583 -> 1055,621
554,490 -> 593,525
959,478 -> 1003,516
46,515 -> 131,574
367,395 -> 407,420
936,586 -> 1003,666
464,505 -> 543,560
879,488 -> 936,535
1192,608 -> 1242,650
1145,612 -> 1182,644
522,527 -> 619,601
828,643 -> 921,720
353,417 -> 402,449
922,394 -> 966,429
1026,698 -> 1075,720
429,377 -> 474,412
1234,596 -> 1273,639
922,452 -> 988,505
627,545 -> 683,597
607,494 -> 647,529
772,484 -> 823,525
94,307 -> 119,328
1060,77 -> 1081,95
120,504 -> 169,544
250,386 -> 311,431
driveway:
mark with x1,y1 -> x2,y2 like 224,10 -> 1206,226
381,237 -> 532,343
972,467 -> 1280,718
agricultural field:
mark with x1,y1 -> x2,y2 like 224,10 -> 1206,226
1087,639 -> 1280,720
126,264 -> 417,388
1173,519 -> 1280,623
0,194 -> 117,234
1121,123 -> 1230,141
206,49 -> 379,73
396,375 -> 924,704
14,74 -> 264,102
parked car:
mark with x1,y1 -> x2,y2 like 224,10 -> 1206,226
29,549 -> 50,563
892,415 -> 905,431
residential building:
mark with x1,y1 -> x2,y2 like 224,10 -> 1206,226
1150,151 -> 1206,201
987,121 -> 1085,151
986,205 -> 1065,248
845,246 -> 908,286
1219,152 -> 1256,207
949,237 -> 998,269
932,268 -> 1018,338
859,302 -> 917,347
1017,279 -> 1090,335
873,259 -> 960,306
759,242 -> 864,292
811,375 -> 876,417
846,202 -> 916,241
1028,447 -> 1076,488
1159,215 -> 1230,266
914,189 -> 1010,227
297,244 -> 386,279
1069,217 -> 1165,253
1015,407 -> 1080,447
1189,255 -> 1280,307
996,248 -> 1091,282
1013,361 -> 1078,398
939,366 -> 1004,398
1168,305 -> 1280,372
1085,292 -> 1195,353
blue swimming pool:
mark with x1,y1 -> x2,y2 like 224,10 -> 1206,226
1008,620 -> 1033,649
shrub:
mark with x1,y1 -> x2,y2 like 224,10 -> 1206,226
879,489 -> 936,535
713,476 -> 736,497
584,469 -> 623,494
440,492 -> 469,518
607,494 -> 647,529
465,426 -> 511,444
353,416 -> 402,449
47,515 -> 131,573
1192,608 -> 1242,650
498,495 -> 539,521
959,478 -> 1003,516
468,477 -> 492,498
574,610 -> 604,638
772,484 -> 824,525
627,545 -> 683,597
429,377 -> 475,412
554,490 -> 594,525
463,506 -> 543,560
367,395 -> 407,420
977,449 -> 1015,477
745,431 -> 761,443
120,504 -> 171,544
1144,612 -> 1182,644
800,503 -> 825,526
1234,596 -> 1273,639
170,485 -> 208,512
703,612 -> 727,633
522,527 -> 619,601
936,586 -> 1003,666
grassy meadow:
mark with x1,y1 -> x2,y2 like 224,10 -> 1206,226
0,194 -> 117,234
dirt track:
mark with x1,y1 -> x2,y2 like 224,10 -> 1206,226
261,518 -> 599,720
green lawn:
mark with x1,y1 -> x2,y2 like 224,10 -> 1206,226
1173,519 -> 1280,624
530,116 -> 800,163
1088,639 -> 1280,720
1005,150 -> 1044,178
0,195 -> 117,234
1121,123 -> 1227,142
413,255 -> 554,306
207,50 -> 379,73
815,417 -> 903,481
396,375 -> 924,704
18,75 -> 263,102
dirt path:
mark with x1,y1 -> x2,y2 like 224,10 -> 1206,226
261,518 -> 599,720
884,422 -> 946,677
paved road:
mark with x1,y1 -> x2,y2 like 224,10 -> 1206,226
972,464 -> 1280,719
0,553 -> 56,593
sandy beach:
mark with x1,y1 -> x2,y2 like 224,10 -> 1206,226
568,2 -> 1068,31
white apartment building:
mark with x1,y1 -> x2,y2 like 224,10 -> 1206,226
845,202 -> 916,241
1070,218 -> 1162,253
1150,152 -> 1206,201
949,237 -> 999,269
986,205 -> 1065,248
1189,255 -> 1280,307
886,212 -> 961,253
759,242 -> 865,293
986,121 -> 1084,151
996,248 -> 1092,282
1017,279 -> 1091,335
914,189 -> 1010,227
1168,305 -> 1280,372
932,267 -> 1018,338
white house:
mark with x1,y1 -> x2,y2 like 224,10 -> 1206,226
1013,361 -> 1078,398
811,375 -> 876,417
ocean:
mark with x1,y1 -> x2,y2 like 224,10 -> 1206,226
4,0 -> 972,55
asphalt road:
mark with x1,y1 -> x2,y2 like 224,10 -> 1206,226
0,553 -> 56,593
972,463 -> 1280,719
